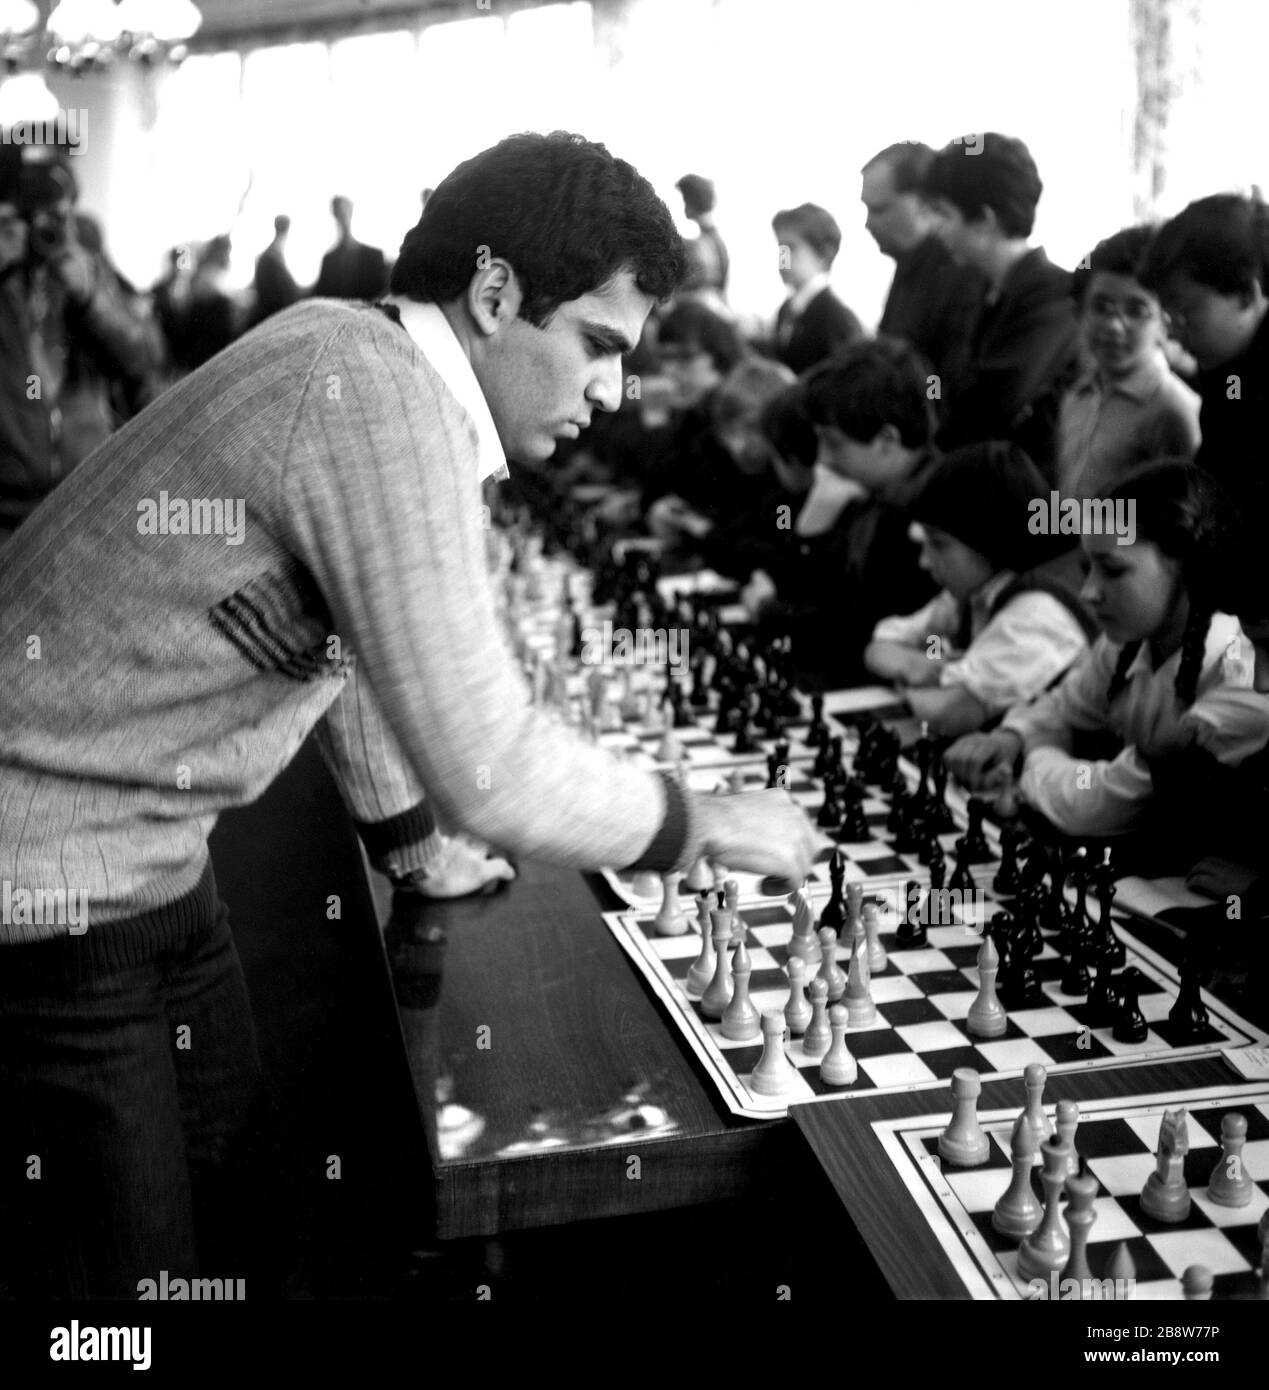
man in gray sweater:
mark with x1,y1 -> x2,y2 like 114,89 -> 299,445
0,132 -> 815,1298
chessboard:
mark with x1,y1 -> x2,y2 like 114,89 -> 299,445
598,685 -> 915,906
601,893 -> 1268,1121
866,1081 -> 1269,1300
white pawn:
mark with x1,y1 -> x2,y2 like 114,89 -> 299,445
656,727 -> 683,764
845,938 -> 876,1027
1023,1062 -> 1053,1157
966,933 -> 1007,1038
1055,1099 -> 1080,1178
992,1113 -> 1043,1239
684,895 -> 715,996
938,1068 -> 990,1167
786,888 -> 822,967
820,1004 -> 858,1086
784,957 -> 813,1036
721,938 -> 761,1041
749,1012 -> 799,1097
861,901 -> 887,973
802,977 -> 831,1057
816,927 -> 846,1002
684,855 -> 712,893
845,881 -> 864,943
1207,1113 -> 1254,1207
653,872 -> 689,936
726,768 -> 746,796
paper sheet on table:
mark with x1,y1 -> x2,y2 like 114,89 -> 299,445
1112,875 -> 1216,921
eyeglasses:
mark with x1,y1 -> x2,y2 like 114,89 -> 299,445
1086,296 -> 1157,326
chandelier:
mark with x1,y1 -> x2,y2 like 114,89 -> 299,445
0,0 -> 203,73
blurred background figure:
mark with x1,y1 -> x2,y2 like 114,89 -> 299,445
183,234 -> 246,369
0,157 -> 163,545
860,140 -> 986,390
252,214 -> 301,326
676,172 -> 729,315
769,202 -> 863,373
314,194 -> 388,300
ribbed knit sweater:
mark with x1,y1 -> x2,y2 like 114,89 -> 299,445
0,299 -> 684,941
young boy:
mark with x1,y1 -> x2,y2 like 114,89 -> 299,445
748,338 -> 941,688
923,133 -> 1082,477
1057,225 -> 1200,499
770,203 -> 863,374
865,442 -> 1093,736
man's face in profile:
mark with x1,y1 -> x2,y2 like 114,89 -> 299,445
479,266 -> 654,463
860,163 -> 925,259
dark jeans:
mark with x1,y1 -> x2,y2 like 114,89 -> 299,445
0,865 -> 269,1300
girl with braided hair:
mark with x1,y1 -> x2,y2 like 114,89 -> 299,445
945,462 -> 1256,839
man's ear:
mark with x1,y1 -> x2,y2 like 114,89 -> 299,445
1237,278 -> 1267,314
466,258 -> 523,338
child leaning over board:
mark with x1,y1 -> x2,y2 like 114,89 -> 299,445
944,461 -> 1256,840
864,442 -> 1095,737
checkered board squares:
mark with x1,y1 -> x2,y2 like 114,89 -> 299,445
873,1084 -> 1269,1300
600,691 -> 941,910
601,896 -> 1267,1121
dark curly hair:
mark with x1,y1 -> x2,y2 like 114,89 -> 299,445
1072,224 -> 1158,304
923,132 -> 1042,238
1140,193 -> 1269,298
390,131 -> 687,325
1100,462 -> 1231,709
801,336 -> 937,449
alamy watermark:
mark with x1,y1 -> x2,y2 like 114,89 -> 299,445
1,108 -> 86,154
136,492 -> 245,546
2,879 -> 87,934
580,621 -> 690,676
1028,491 -> 1136,545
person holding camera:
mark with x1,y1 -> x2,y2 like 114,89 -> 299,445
0,160 -> 163,546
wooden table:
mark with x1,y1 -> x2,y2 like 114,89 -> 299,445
369,856 -> 802,1240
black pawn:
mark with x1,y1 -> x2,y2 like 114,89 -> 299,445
927,840 -> 947,891
806,693 -> 828,748
962,798 -> 992,864
1168,948 -> 1213,1042
993,824 -> 1022,896
896,878 -> 922,946
948,837 -> 975,893
1060,934 -> 1091,997
1112,967 -> 1148,1044
1086,960 -> 1119,1028
817,782 -> 844,831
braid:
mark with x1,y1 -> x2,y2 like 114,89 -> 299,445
1105,640 -> 1140,707
1174,604 -> 1214,707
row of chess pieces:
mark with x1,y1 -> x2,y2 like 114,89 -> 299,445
941,1064 -> 1268,1299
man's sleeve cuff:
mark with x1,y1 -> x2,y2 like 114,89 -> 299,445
623,771 -> 692,874
352,800 -> 442,879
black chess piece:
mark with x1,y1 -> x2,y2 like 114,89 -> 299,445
1168,946 -> 1213,1042
817,782 -> 844,831
806,693 -> 828,748
930,748 -> 955,831
820,851 -> 847,933
927,840 -> 947,891
1060,933 -> 1091,997
689,648 -> 711,710
948,837 -> 975,893
892,795 -> 921,853
827,734 -> 845,782
916,829 -> 939,867
961,798 -> 993,864
667,680 -> 690,729
732,695 -> 760,754
887,785 -> 910,835
765,752 -> 780,790
993,823 -> 1023,896
1086,959 -> 1119,1028
812,733 -> 835,780
1092,850 -> 1126,969
1112,967 -> 1148,1043
842,786 -> 871,842
895,878 -> 922,946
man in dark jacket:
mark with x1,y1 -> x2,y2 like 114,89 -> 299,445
770,202 -> 863,375
923,132 -> 1082,478
314,195 -> 388,301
